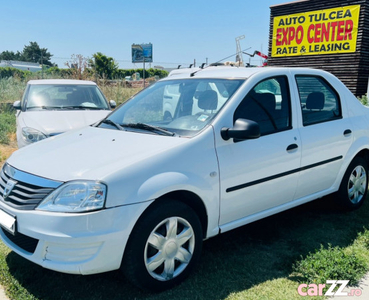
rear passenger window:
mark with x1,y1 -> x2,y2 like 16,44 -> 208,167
234,76 -> 291,136
295,76 -> 341,126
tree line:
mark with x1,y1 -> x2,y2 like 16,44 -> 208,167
0,42 -> 54,66
0,43 -> 168,80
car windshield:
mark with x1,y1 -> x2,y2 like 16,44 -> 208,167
25,84 -> 110,110
99,78 -> 244,137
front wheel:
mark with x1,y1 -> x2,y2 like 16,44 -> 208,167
337,157 -> 368,210
122,200 -> 203,291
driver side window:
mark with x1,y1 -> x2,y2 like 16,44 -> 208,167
234,76 -> 291,136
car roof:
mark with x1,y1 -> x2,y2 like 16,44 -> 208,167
27,79 -> 97,85
166,66 -> 319,80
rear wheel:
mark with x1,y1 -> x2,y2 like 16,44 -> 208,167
122,200 -> 203,291
337,157 -> 368,210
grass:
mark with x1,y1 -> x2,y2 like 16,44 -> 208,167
1,195 -> 369,299
0,77 -> 26,103
99,83 -> 142,106
1,76 -> 369,299
0,110 -> 16,145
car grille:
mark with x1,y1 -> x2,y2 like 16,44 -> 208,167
0,163 -> 62,210
1,227 -> 39,253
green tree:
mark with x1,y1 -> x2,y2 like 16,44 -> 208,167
21,41 -> 53,66
90,52 -> 118,79
0,50 -> 22,61
0,42 -> 54,66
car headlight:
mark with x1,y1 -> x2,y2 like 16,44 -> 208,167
36,181 -> 107,213
22,127 -> 47,143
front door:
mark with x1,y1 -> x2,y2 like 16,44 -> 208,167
215,75 -> 302,230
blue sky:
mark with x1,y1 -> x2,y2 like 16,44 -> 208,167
1,0 -> 297,69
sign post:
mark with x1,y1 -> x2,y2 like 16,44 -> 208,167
132,43 -> 153,88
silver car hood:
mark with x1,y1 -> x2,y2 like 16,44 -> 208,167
20,110 -> 111,135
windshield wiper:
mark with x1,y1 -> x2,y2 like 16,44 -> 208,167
38,106 -> 64,110
62,105 -> 101,110
100,119 -> 125,131
122,123 -> 175,136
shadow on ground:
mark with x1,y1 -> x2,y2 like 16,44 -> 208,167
5,195 -> 369,300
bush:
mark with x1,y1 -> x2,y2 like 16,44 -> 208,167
42,67 -> 73,78
0,77 -> 26,102
358,94 -> 368,106
0,109 -> 16,144
293,244 -> 367,286
0,67 -> 32,80
115,68 -> 168,79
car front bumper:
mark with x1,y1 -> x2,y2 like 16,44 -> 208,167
0,200 -> 152,275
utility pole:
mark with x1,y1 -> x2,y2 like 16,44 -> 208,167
41,52 -> 44,79
143,56 -> 145,88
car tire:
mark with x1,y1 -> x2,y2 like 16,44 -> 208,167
122,200 -> 203,291
337,156 -> 368,210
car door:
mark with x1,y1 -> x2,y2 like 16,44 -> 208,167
214,75 -> 302,231
292,73 -> 353,199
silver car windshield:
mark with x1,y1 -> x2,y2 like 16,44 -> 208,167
101,78 -> 244,137
25,84 -> 110,110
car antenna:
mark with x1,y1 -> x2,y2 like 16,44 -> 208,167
190,47 -> 252,77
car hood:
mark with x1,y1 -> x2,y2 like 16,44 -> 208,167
20,110 -> 111,135
7,126 -> 189,182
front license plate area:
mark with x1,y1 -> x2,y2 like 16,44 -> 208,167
0,209 -> 16,235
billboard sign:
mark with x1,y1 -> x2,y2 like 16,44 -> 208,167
272,5 -> 360,57
132,43 -> 153,63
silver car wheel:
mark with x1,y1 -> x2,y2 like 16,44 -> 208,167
144,216 -> 195,281
348,165 -> 367,204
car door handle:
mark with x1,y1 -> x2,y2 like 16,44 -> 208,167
344,129 -> 352,136
286,144 -> 298,152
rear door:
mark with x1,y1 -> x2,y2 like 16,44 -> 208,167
292,72 -> 353,199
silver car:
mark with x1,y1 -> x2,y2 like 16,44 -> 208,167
14,79 -> 116,148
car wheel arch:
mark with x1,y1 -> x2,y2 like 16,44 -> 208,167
355,149 -> 369,165
337,154 -> 369,209
121,197 -> 204,291
138,191 -> 209,239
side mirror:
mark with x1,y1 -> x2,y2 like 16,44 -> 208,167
221,118 -> 260,141
109,100 -> 117,109
13,100 -> 21,110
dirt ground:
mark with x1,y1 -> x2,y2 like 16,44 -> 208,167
0,134 -> 18,168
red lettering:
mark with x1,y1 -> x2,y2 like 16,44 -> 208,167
282,28 -> 289,45
330,22 -> 338,41
276,28 -> 282,46
314,23 -> 322,43
344,20 -> 353,40
296,25 -> 304,44
288,27 -> 295,45
321,23 -> 330,42
337,20 -> 345,41
307,24 -> 315,43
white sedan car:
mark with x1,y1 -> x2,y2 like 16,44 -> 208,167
14,79 -> 116,148
1,67 -> 369,291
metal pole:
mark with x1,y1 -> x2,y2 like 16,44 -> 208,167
41,52 -> 43,79
143,56 -> 145,88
